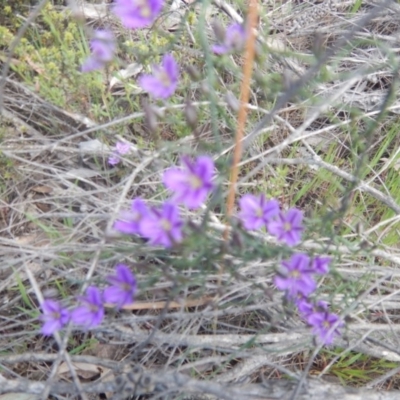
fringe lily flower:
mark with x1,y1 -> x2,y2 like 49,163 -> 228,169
163,155 -> 214,209
108,141 -> 131,166
140,202 -> 183,247
296,298 -> 329,319
212,23 -> 246,55
238,194 -> 279,230
311,256 -> 331,275
114,198 -> 150,235
307,310 -> 343,345
81,29 -> 116,72
104,264 -> 137,309
71,287 -> 104,328
274,253 -> 316,298
268,208 -> 304,246
40,299 -> 70,336
113,0 -> 165,29
138,54 -> 179,99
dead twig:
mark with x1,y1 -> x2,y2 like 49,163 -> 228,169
107,296 -> 214,310
1,366 -> 400,400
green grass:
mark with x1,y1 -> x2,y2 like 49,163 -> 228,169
14,273 -> 35,310
319,349 -> 399,386
69,338 -> 98,355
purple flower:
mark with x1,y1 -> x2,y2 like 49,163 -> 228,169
238,194 -> 279,230
108,155 -> 120,166
212,23 -> 246,55
108,141 -> 131,165
82,29 -> 116,72
138,54 -> 179,99
296,298 -> 328,319
114,198 -> 150,235
116,141 -> 130,155
140,202 -> 183,247
274,253 -> 316,298
311,256 -> 331,275
163,155 -> 214,209
268,208 -> 304,246
308,311 -> 343,345
71,286 -> 104,328
40,300 -> 70,336
104,264 -> 137,309
113,0 -> 164,30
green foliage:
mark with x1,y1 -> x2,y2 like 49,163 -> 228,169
0,3 -> 118,120
0,0 -> 29,29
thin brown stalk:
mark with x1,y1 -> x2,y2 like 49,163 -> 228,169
223,0 -> 259,241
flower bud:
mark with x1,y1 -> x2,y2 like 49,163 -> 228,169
225,91 -> 240,112
151,105 -> 165,119
67,0 -> 85,23
142,101 -> 158,134
211,19 -> 225,43
312,31 -> 325,59
230,229 -> 243,250
200,81 -> 210,95
42,288 -> 59,298
185,99 -> 198,129
185,65 -> 201,81
139,374 -> 155,392
282,68 -> 297,92
127,365 -> 143,384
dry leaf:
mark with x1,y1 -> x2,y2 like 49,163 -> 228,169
79,139 -> 109,154
110,63 -> 143,89
63,168 -> 101,179
0,394 -> 39,400
58,362 -> 100,381
0,206 -> 9,221
82,343 -> 121,398
390,160 -> 400,172
9,262 -> 47,288
31,185 -> 53,194
24,56 -> 45,75
77,2 -> 108,20
57,362 -> 115,397
15,234 -> 51,247
34,202 -> 51,213
85,342 -> 121,360
99,366 -> 115,399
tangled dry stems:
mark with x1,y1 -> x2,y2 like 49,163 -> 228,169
2,0 -> 400,398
